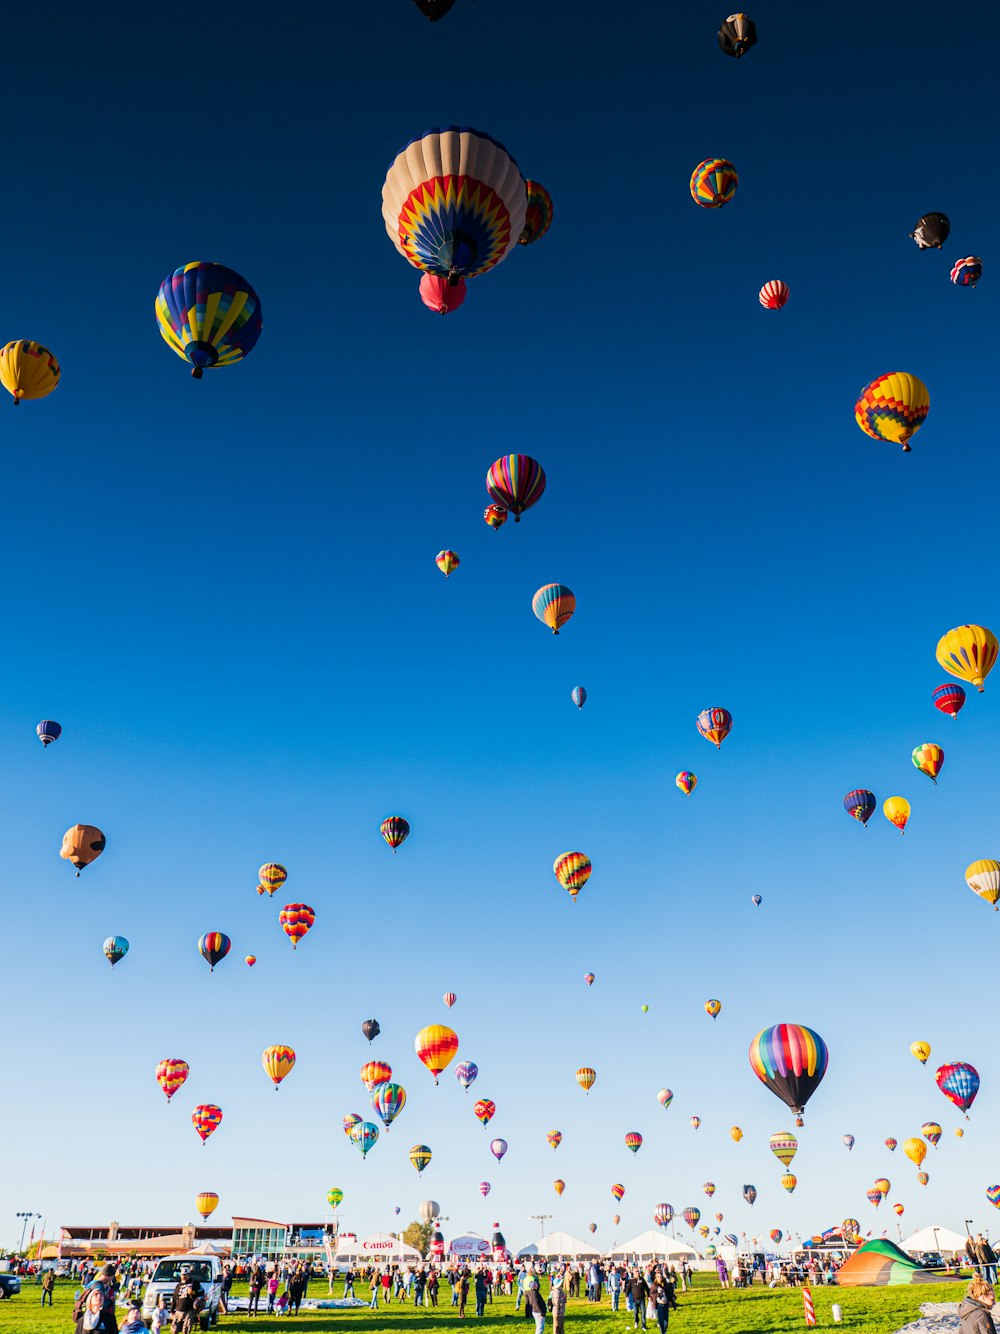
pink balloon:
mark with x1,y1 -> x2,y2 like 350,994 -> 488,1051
419,274 -> 467,315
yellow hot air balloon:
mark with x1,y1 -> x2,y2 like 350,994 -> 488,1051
730,1126 -> 743,1142
966,859 -> 1000,911
553,1179 -> 565,1196
414,1024 -> 459,1084
936,625 -> 999,693
910,1041 -> 931,1065
903,1137 -> 927,1168
262,1044 -> 296,1090
195,1192 -> 219,1221
883,796 -> 910,834
955,1128 -> 964,1138
0,340 -> 60,405
854,372 -> 929,452
780,1174 -> 797,1194
553,852 -> 592,903
576,1066 -> 596,1094
704,999 -> 722,1020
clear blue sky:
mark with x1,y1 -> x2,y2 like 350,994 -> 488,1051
1,0 -> 998,1256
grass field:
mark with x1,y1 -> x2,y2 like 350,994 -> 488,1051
0,1275 -> 969,1334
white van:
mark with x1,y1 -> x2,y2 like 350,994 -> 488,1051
141,1255 -> 223,1330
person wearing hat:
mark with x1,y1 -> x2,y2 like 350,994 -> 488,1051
550,1275 -> 566,1334
170,1264 -> 206,1334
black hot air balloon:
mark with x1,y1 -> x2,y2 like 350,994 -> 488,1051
718,13 -> 757,57
362,1019 -> 381,1044
910,213 -> 951,249
412,0 -> 457,17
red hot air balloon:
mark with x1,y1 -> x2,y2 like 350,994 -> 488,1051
624,1132 -> 643,1154
759,280 -> 789,310
279,903 -> 315,949
474,1099 -> 496,1126
933,683 -> 966,719
192,1104 -> 223,1144
419,273 -> 467,314
484,503 -> 508,531
935,1061 -> 980,1117
443,992 -> 457,1008
156,1058 -> 189,1102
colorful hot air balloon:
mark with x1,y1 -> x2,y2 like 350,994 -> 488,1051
910,213 -> 950,249
519,181 -> 554,245
533,584 -> 576,634
103,936 -> 129,967
730,1126 -> 743,1142
936,625 -> 998,692
919,1171 -> 930,1186
658,1089 -> 674,1110
987,1185 -> 1000,1209
653,1204 -> 674,1228
759,280 -> 789,310
554,852 -> 592,903
155,1058 -> 189,1103
933,683 -> 966,718
911,1041 -> 931,1065
486,454 -> 546,523
751,895 -> 762,907
380,817 -> 410,852
351,1122 -> 379,1159
705,999 -> 722,1020
198,932 -> 231,972
921,1122 -> 942,1147
935,1061 -> 979,1116
192,1104 -> 223,1144
842,1219 -> 860,1242
742,1185 -> 757,1205
257,863 -> 287,897
903,1137 -> 926,1167
676,771 -> 698,795
372,1082 -> 407,1128
696,708 -> 732,749
612,1183 -> 626,1203
382,128 -> 526,281
155,263 -> 262,379
884,1138 -> 898,1152
245,955 -> 256,967
479,1182 -> 491,1197
682,1207 -> 701,1230
951,257 -> 983,287
484,503 -> 508,531
362,1019 -> 381,1044
625,1132 -> 643,1154
262,1045 -> 296,1090
490,1139 -> 507,1162
327,1188 -> 344,1209
474,1099 -> 496,1127
703,1182 -> 716,1198
893,1203 -> 904,1217
455,1061 -> 478,1091
36,720 -> 62,747
781,1174 -> 797,1194
442,993 -> 457,1009
769,1132 -> 798,1167
883,796 -> 910,833
419,273 -> 467,314
584,972 -> 596,987
718,12 -> 757,56
279,903 -> 315,948
553,1179 -> 565,1196
874,1178 -> 891,1198
844,790 -> 876,825
770,1230 -> 783,1244
415,1024 -> 459,1084
867,1188 -> 883,1207
690,159 -> 738,208
843,1134 -> 855,1150
547,1130 -> 563,1150
589,1224 -> 598,1235
60,824 -> 106,875
343,1113 -> 362,1137
966,860 -> 1000,910
435,550 -> 460,577
855,372 -> 930,452
360,1060 -> 393,1091
748,1023 -> 829,1126
572,686 -> 587,710
195,1192 -> 219,1221
576,1067 -> 597,1094
690,1116 -> 701,1130
912,744 -> 944,784
0,341 -> 60,405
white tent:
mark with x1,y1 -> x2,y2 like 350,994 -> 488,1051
902,1226 -> 969,1257
606,1231 -> 699,1261
517,1231 -> 602,1260
334,1231 -> 422,1262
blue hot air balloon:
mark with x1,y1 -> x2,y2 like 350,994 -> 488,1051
103,935 -> 129,967
843,789 -> 876,826
571,686 -> 587,710
155,262 -> 263,379
36,720 -> 62,747
455,1061 -> 478,1091
751,895 -> 762,907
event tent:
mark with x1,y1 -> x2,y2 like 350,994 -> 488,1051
517,1231 -> 601,1260
334,1232 -> 422,1262
901,1226 -> 969,1257
606,1231 -> 699,1261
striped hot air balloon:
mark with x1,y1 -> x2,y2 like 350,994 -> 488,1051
435,550 -> 460,577
372,1082 -> 407,1128
576,1067 -> 596,1094
533,584 -> 576,634
196,1192 -> 219,1221
950,257 -> 982,287
624,1132 -> 643,1154
769,1132 -> 798,1167
155,263 -> 262,379
380,816 -> 410,852
932,683 -> 966,719
198,932 -> 231,972
36,720 -> 62,746
155,1058 -> 189,1103
414,1024 -> 459,1084
279,903 -> 315,948
192,1104 -> 223,1144
855,372 -> 930,452
843,790 -> 876,826
759,280 -> 789,310
262,1045 -> 296,1090
554,852 -> 592,902
690,159 -> 738,208
547,1130 -> 563,1150
257,863 -> 287,897
749,1023 -> 829,1125
360,1061 -> 393,1092
519,181 -> 554,245
486,454 -> 546,522
409,1143 -> 432,1174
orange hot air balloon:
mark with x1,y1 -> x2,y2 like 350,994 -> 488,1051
245,955 -> 256,967
155,1058 -> 189,1102
576,1067 -> 596,1094
279,903 -> 315,948
262,1044 -> 296,1090
360,1060 -> 393,1092
196,1192 -> 219,1221
903,1137 -> 927,1168
553,1179 -> 565,1196
60,823 -> 106,875
414,1024 -> 459,1084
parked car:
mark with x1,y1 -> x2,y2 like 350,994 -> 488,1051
0,1272 -> 22,1298
917,1251 -> 945,1270
141,1255 -> 222,1330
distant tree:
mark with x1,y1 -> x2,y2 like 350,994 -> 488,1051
402,1221 -> 433,1256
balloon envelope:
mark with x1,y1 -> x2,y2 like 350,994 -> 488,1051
749,1023 -> 829,1124
855,372 -> 930,451
937,625 -> 999,692
155,263 -> 262,378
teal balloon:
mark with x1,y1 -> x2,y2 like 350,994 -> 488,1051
103,935 -> 129,967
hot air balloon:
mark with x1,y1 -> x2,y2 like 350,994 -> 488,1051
911,1041 -> 931,1065
855,373 -> 930,452
533,584 -> 576,634
641,1004 -> 649,1014
696,708 -> 732,749
690,159 -> 738,208
759,280 -> 789,310
554,852 -> 592,902
489,1138 -> 507,1162
415,1024 -> 459,1084
584,972 -> 595,987
921,1122 -> 942,1147
479,1182 -> 491,1197
725,1234 -> 738,1247
919,1171 -> 930,1186
0,341 -> 60,404
352,1122 -> 379,1159
893,1204 -> 904,1217
588,1224 -> 597,1235
956,1128 -> 964,1138
625,1132 -> 643,1154
690,1116 -> 701,1130
155,1058 -> 189,1102
705,999 -> 722,1020
612,1183 -> 625,1203
987,1186 -> 1000,1209
910,213 -> 950,249
884,1138 -> 898,1152
520,181 -> 554,245
418,1201 -> 440,1224
279,903 -> 314,948
60,824 -> 106,875
547,1131 -> 563,1150
419,273 -> 467,314
36,720 -> 62,747
474,1099 -> 496,1127
553,1179 -> 565,1196
455,1061 -> 478,1091
380,817 -> 410,853
903,1137 -> 926,1168
484,503 -> 508,531
775,1175 -> 792,1194
327,1188 -> 344,1209
935,1061 -> 979,1116
843,1134 -> 855,1150
362,1019 -> 381,1044
576,1067 -> 596,1094
198,933 -> 231,972
257,863 -> 287,897
933,683 -> 966,719
195,1192 -> 219,1221
262,1045 -> 295,1090
658,1090 -> 674,1110
912,744 -> 944,784
572,686 -> 587,710
703,1182 -> 716,1198
937,625 -> 998,692
966,860 -> 1000,910
245,955 -> 256,967
653,1204 -> 674,1228
742,1185 -> 757,1205
676,771 -> 698,795
682,1208 -> 701,1230
486,454 -> 546,523
192,1104 -> 223,1145
749,1023 -> 829,1126
730,1126 -> 743,1142
844,790 -> 876,826
613,1215 -> 621,1227
383,128 -> 526,282
372,1082 -> 407,1128
699,1227 -> 711,1240
842,1219 -> 860,1242
103,936 -> 128,967
770,1229 -> 783,1244
360,1060 -> 392,1092
442,993 -> 457,1009
769,1132 -> 798,1167
883,797 -> 910,834
951,257 -> 983,287
751,895 -> 762,907
436,550 -> 460,577
718,12 -> 757,55
343,1113 -> 362,1136
867,1188 -> 883,1207
155,263 -> 262,379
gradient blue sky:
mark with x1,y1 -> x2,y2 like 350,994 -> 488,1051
1,0 -> 998,1256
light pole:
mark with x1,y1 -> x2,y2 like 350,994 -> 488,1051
530,1215 -> 552,1239
15,1212 -> 39,1254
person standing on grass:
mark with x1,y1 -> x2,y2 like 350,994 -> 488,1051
473,1267 -> 487,1316
549,1275 -> 566,1334
248,1266 -> 264,1314
459,1269 -> 470,1318
524,1277 -> 547,1334
608,1264 -> 622,1311
41,1267 -> 55,1306
649,1268 -> 675,1334
628,1268 -> 649,1331
428,1270 -> 439,1306
288,1266 -> 306,1315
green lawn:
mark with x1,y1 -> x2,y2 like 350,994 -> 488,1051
0,1275 -> 968,1334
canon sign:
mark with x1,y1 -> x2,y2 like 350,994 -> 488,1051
362,1240 -> 395,1250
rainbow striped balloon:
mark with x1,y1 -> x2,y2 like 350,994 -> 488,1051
690,158 -> 738,208
749,1023 -> 829,1125
486,454 -> 546,522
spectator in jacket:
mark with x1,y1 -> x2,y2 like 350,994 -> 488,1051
41,1268 -> 55,1306
550,1275 -> 566,1334
288,1268 -> 307,1315
474,1269 -> 487,1316
629,1269 -> 650,1331
524,1277 -> 547,1334
960,1276 -> 997,1334
171,1266 -> 206,1334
